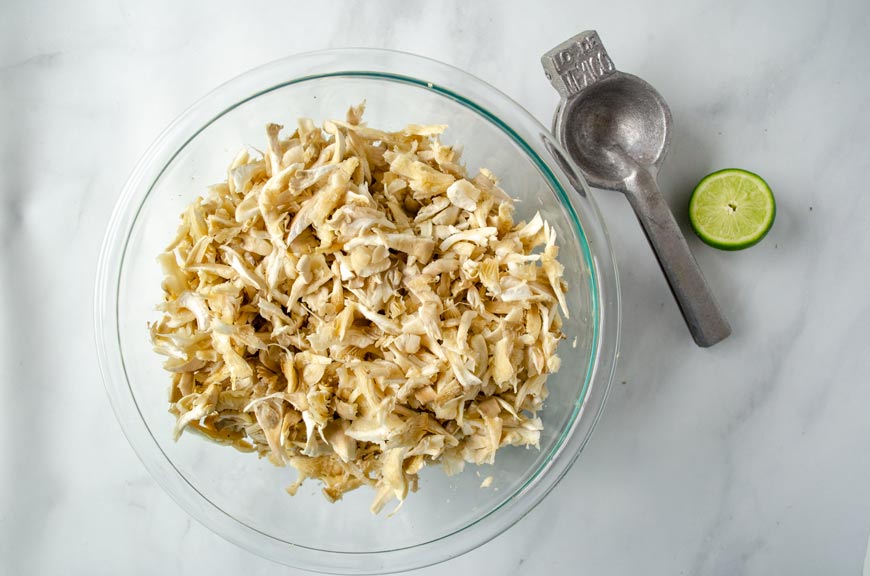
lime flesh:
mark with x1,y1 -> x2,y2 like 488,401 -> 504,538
689,169 -> 776,250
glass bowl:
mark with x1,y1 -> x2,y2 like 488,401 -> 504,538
95,48 -> 620,574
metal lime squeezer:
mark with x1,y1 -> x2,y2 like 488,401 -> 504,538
542,31 -> 730,347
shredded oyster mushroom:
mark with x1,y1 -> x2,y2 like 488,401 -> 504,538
149,103 -> 568,514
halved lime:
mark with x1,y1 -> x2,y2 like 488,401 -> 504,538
689,168 -> 775,250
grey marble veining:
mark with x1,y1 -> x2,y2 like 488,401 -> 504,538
2,0 -> 870,574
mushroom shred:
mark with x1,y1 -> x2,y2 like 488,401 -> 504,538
149,103 -> 569,514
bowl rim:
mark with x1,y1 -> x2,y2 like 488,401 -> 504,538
95,47 -> 620,574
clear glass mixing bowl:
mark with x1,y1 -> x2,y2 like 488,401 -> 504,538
95,48 -> 620,574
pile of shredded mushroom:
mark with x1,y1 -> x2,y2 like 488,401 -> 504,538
149,103 -> 568,513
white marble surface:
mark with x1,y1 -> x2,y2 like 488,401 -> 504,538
3,0 -> 870,574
